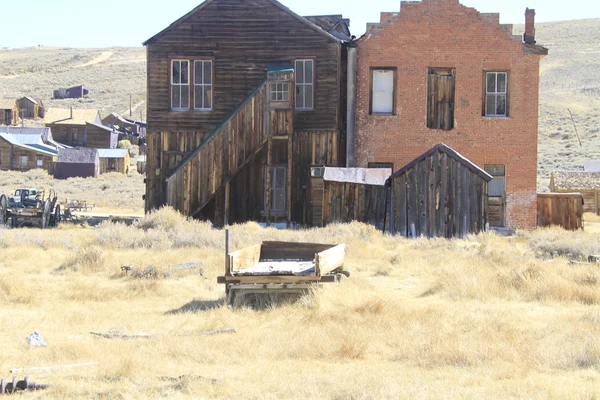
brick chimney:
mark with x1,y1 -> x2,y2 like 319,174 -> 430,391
524,8 -> 536,44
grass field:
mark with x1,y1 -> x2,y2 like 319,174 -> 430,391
1,209 -> 600,399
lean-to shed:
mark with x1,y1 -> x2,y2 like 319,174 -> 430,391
388,143 -> 492,239
98,148 -> 130,174
550,171 -> 600,215
54,148 -> 99,179
309,167 -> 391,229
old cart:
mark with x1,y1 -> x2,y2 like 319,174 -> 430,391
218,240 -> 346,306
0,188 -> 61,228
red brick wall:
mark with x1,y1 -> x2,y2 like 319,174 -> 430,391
355,0 -> 541,230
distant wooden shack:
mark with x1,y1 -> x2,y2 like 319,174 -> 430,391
310,167 -> 391,229
98,148 -> 130,174
537,193 -> 583,230
0,127 -> 59,171
388,143 -> 492,239
54,148 -> 100,179
102,113 -> 147,144
17,97 -> 45,119
550,171 -> 600,215
44,108 -> 102,147
0,99 -> 18,126
85,122 -> 119,149
53,85 -> 89,100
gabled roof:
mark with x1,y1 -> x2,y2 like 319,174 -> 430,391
0,99 -> 16,109
19,96 -> 41,105
57,147 -> 99,164
97,148 -> 129,159
390,143 -> 492,182
550,171 -> 600,191
304,15 -> 351,40
0,127 -> 59,156
143,0 -> 344,45
86,121 -> 114,132
323,167 -> 391,186
44,108 -> 101,125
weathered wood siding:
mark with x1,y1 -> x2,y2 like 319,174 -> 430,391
99,155 -> 130,174
0,105 -> 18,126
0,140 -> 53,171
16,98 -> 40,119
390,151 -> 489,238
146,0 -> 342,134
581,191 -> 599,215
47,124 -> 86,147
312,179 -> 387,229
86,125 -> 116,148
537,193 -> 583,230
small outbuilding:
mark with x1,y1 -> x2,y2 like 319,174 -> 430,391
17,97 -> 45,119
98,148 -> 130,174
53,85 -> 90,99
85,122 -> 119,149
388,143 -> 492,239
0,127 -> 59,171
54,148 -> 99,179
0,99 -> 19,126
550,171 -> 600,215
309,167 -> 391,229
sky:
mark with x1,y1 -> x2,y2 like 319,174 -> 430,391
0,0 -> 598,48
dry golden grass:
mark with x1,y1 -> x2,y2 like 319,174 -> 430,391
1,208 -> 600,399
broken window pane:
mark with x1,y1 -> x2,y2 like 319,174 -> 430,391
496,94 -> 506,115
204,62 -> 212,84
486,72 -> 496,93
180,61 -> 189,84
173,61 -> 180,84
497,73 -> 507,93
204,86 -> 212,109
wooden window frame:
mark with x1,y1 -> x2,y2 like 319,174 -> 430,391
36,155 -> 43,168
483,71 -> 510,117
269,82 -> 290,103
170,59 -> 190,111
294,58 -> 315,111
169,57 -> 215,112
19,155 -> 28,169
193,60 -> 213,111
265,165 -> 287,212
427,67 -> 456,130
369,68 -> 397,116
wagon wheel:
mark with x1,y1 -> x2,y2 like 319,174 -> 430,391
0,194 -> 7,226
41,198 -> 51,229
52,205 -> 62,227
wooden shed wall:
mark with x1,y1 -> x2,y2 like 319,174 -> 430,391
390,151 -> 488,238
582,191 -> 599,215
99,156 -> 129,174
0,141 -> 53,171
537,193 -> 583,230
86,125 -> 115,148
16,98 -> 39,119
47,124 -> 86,147
0,106 -> 18,126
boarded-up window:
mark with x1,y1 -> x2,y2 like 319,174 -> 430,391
194,60 -> 212,110
270,82 -> 289,102
19,155 -> 28,169
427,68 -> 455,130
485,72 -> 508,116
485,165 -> 506,197
295,59 -> 314,110
371,69 -> 395,114
171,60 -> 190,110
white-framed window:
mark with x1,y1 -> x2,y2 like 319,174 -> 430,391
485,72 -> 508,117
371,69 -> 395,115
19,155 -> 28,168
36,155 -> 43,167
171,60 -> 190,110
265,166 -> 287,212
270,82 -> 289,102
295,59 -> 314,110
194,60 -> 212,110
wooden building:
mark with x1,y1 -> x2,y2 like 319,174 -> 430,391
44,108 -> 102,147
85,122 -> 119,149
143,0 -> 351,226
388,144 -> 492,239
550,171 -> 600,215
17,97 -> 45,119
53,85 -> 89,100
309,167 -> 391,229
0,99 -> 18,126
98,149 -> 130,174
0,127 -> 59,171
54,148 -> 100,179
537,193 -> 583,230
102,113 -> 147,145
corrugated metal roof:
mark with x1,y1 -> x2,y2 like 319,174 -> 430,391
97,148 -> 128,158
551,171 -> 600,191
323,167 -> 391,186
44,108 -> 101,125
86,121 -> 113,131
0,127 -> 58,156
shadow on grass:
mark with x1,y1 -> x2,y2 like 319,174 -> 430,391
166,298 -> 226,314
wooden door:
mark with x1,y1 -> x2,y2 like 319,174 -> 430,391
485,165 -> 505,227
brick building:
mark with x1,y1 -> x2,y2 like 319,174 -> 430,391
352,0 -> 547,229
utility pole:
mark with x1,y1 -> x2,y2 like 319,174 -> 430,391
129,94 -> 132,118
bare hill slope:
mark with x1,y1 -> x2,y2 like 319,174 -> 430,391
1,18 -> 599,189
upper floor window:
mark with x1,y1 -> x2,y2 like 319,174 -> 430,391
485,72 -> 508,117
427,67 -> 455,130
295,59 -> 314,110
171,60 -> 190,110
194,60 -> 213,110
371,69 -> 395,115
270,82 -> 289,102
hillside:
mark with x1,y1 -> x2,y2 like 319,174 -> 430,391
1,19 -> 599,190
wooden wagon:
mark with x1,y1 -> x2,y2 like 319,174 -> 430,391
218,241 -> 346,306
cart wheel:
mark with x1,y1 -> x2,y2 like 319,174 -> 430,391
41,198 -> 51,229
0,194 -> 7,226
53,205 -> 62,227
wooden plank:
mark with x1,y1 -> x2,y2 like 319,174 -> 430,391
315,244 -> 346,276
229,244 -> 262,273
